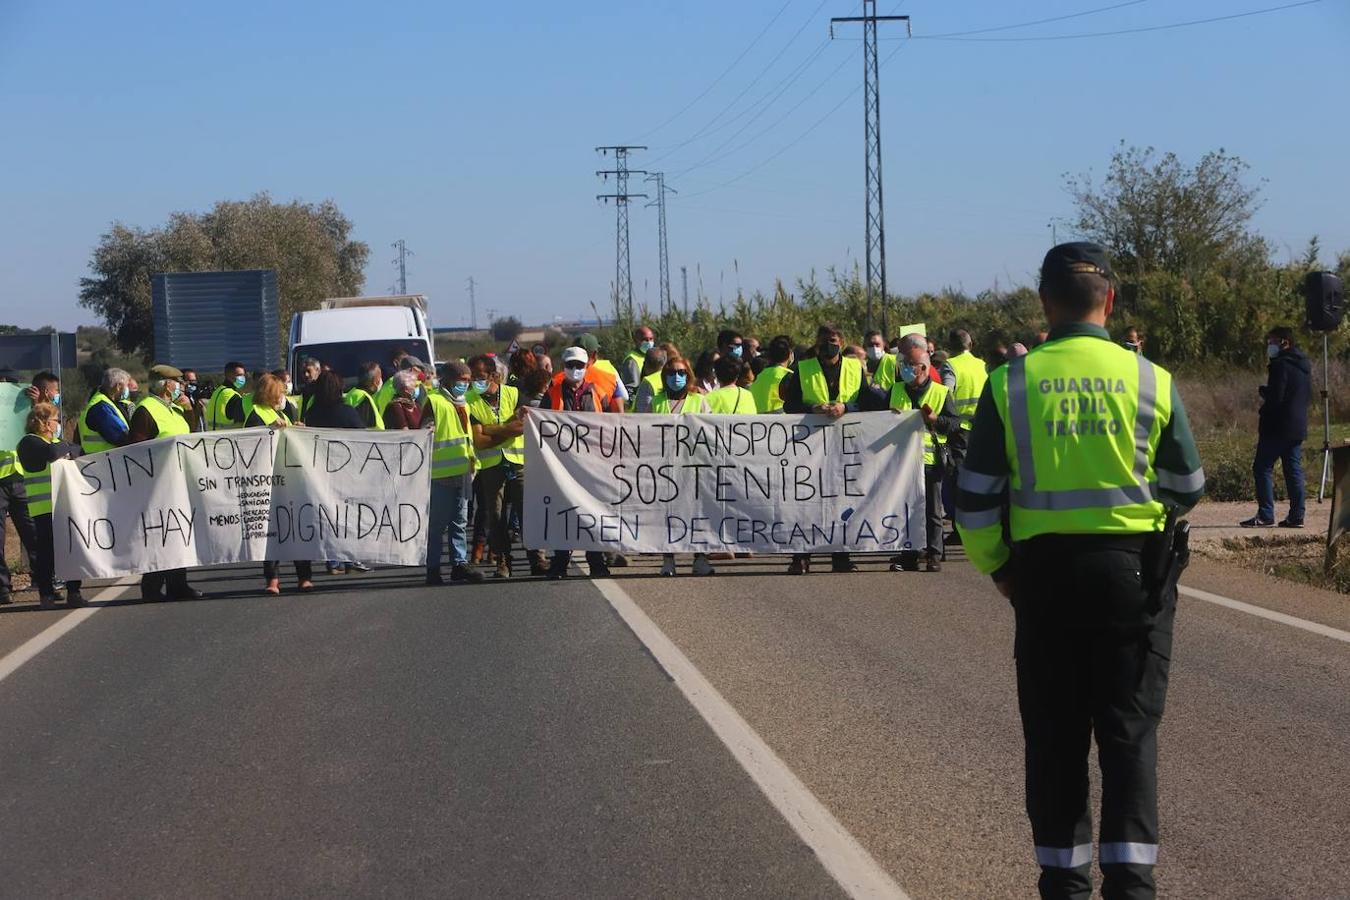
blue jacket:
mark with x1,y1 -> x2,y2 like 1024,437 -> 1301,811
1259,347 -> 1312,442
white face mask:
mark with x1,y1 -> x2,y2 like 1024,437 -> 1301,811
564,366 -> 585,384
866,345 -> 885,362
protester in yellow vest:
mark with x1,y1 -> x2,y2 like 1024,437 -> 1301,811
466,355 -> 533,579
78,367 -> 132,453
649,356 -> 715,576
747,336 -> 794,413
944,329 -> 987,431
777,323 -> 864,575
129,365 -> 204,603
17,402 -> 84,609
577,333 -> 629,409
423,361 -> 481,586
345,362 -> 385,430
0,367 -> 42,605
206,361 -> 249,430
704,356 -> 757,414
620,325 -> 655,400
630,347 -> 668,413
885,342 -> 960,573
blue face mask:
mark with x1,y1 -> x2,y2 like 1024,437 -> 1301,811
730,345 -> 743,359
119,387 -> 130,401
170,385 -> 182,402
665,372 -> 688,392
639,340 -> 654,353
51,392 -> 62,406
450,381 -> 469,398
472,379 -> 489,394
412,386 -> 422,401
233,375 -> 247,390
899,364 -> 918,384
1266,343 -> 1281,359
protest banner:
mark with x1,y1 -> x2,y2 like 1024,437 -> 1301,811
0,383 -> 30,456
524,409 -> 927,553
52,427 -> 431,579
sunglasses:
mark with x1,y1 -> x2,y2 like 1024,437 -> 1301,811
564,361 -> 587,370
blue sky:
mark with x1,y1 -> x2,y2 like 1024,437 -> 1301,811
0,0 -> 1346,332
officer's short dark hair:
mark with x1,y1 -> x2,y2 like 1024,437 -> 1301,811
766,335 -> 793,364
1267,326 -> 1296,345
1041,272 -> 1111,316
716,329 -> 742,348
358,361 -> 381,386
224,361 -> 245,374
947,329 -> 972,352
32,371 -> 59,392
816,322 -> 843,342
714,355 -> 744,386
863,329 -> 883,344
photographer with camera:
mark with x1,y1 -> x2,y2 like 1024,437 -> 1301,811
180,368 -> 208,431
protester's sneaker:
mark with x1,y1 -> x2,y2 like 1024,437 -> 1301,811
326,562 -> 342,575
38,593 -> 58,610
890,551 -> 921,572
925,552 -> 942,573
345,562 -> 371,573
65,588 -> 86,608
588,562 -> 612,579
787,557 -> 809,575
831,560 -> 859,574
450,565 -> 483,584
1278,518 -> 1305,529
692,555 -> 715,577
1239,517 -> 1276,528
494,559 -> 511,579
659,555 -> 677,577
425,571 -> 446,586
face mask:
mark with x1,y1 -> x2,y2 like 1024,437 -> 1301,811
866,345 -> 885,362
899,364 -> 918,384
274,399 -> 287,411
119,387 -> 130,401
639,340 -> 654,353
564,366 -> 585,384
819,344 -> 841,360
1266,343 -> 1281,359
412,386 -> 423,401
51,392 -> 61,406
170,385 -> 182,402
429,377 -> 440,390
665,372 -> 688,392
472,380 -> 489,394
449,381 -> 469,398
730,345 -> 743,359
285,381 -> 293,394
1123,341 -> 1138,351
232,375 -> 247,390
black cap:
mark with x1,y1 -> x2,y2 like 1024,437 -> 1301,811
1040,242 -> 1114,283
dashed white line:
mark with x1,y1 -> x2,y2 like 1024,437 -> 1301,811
591,575 -> 909,900
1180,585 -> 1350,644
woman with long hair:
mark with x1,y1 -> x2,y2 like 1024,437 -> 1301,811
17,402 -> 84,608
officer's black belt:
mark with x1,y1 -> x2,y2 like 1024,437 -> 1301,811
1018,533 -> 1150,554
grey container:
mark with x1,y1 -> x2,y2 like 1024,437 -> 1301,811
152,270 -> 280,372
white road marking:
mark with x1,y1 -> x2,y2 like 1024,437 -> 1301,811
1180,585 -> 1350,644
0,579 -> 137,687
591,576 -> 909,900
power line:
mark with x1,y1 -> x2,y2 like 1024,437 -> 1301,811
915,0 -> 1321,42
634,0 -> 796,142
921,0 -> 1151,38
647,0 -> 835,166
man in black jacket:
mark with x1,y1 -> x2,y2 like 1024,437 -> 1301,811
1242,326 -> 1311,528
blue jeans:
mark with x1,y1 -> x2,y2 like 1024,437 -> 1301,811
428,474 -> 470,573
1254,437 -> 1305,523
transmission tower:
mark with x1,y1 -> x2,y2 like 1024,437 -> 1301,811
831,3 -> 909,336
466,276 -> 478,330
596,145 -> 648,321
646,173 -> 677,315
681,265 -> 689,316
391,239 -> 413,295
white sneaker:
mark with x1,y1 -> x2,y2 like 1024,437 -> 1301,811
660,554 -> 677,577
692,555 -> 715,577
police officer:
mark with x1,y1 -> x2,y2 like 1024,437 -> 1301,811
955,243 -> 1205,900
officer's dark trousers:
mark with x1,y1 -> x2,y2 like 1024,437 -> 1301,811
922,463 -> 944,556
0,475 -> 40,596
1011,534 -> 1174,900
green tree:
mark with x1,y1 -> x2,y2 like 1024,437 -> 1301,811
491,316 -> 524,342
79,193 -> 369,357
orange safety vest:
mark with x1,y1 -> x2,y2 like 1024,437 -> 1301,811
546,366 -> 618,412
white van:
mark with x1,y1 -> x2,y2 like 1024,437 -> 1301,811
288,295 -> 435,382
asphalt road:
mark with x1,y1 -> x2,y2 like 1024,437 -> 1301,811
0,551 -> 1346,898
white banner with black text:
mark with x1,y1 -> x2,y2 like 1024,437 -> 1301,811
524,410 -> 927,553
52,427 -> 432,579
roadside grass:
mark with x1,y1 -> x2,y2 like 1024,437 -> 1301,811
1201,534 -> 1350,595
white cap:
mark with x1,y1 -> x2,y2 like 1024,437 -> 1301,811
562,347 -> 588,365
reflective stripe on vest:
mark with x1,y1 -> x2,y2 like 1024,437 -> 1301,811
467,384 -> 523,468
428,391 -> 474,479
748,365 -> 790,413
207,386 -> 242,430
0,449 -> 17,480
948,351 -> 987,430
79,393 -> 129,454
651,392 -> 709,414
889,379 -> 949,466
994,339 -> 1170,538
705,385 -> 754,414
345,388 -> 385,430
22,434 -> 56,517
797,357 -> 862,406
135,395 -> 191,438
